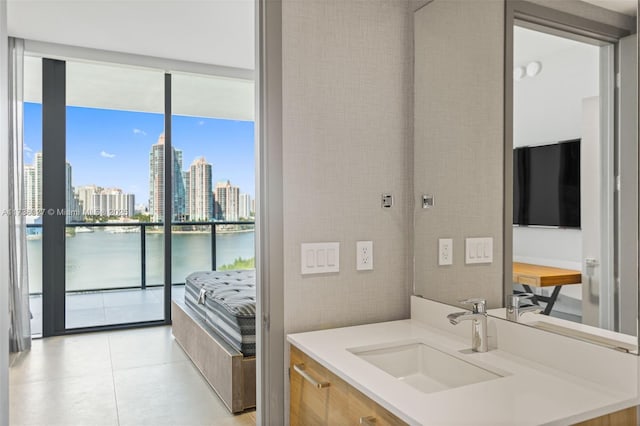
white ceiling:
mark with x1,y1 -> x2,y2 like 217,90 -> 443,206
16,0 -> 255,121
7,0 -> 255,70
582,0 -> 637,16
514,26 -> 598,66
24,56 -> 255,121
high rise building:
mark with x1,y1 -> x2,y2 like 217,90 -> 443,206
34,152 -> 43,211
188,157 -> 213,221
25,153 -> 79,221
76,185 -> 99,216
183,170 -> 190,219
214,180 -> 240,221
239,193 -> 252,219
174,149 -> 186,220
24,165 -> 36,212
148,135 -> 185,222
24,152 -> 43,212
76,185 -> 135,218
65,162 -> 81,223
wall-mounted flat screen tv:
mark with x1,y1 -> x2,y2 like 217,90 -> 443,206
513,139 -> 580,228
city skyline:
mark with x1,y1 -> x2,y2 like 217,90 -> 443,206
24,140 -> 254,222
23,103 -> 256,206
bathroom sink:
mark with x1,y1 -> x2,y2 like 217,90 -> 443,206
349,342 -> 503,393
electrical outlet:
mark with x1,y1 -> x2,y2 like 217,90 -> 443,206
438,238 -> 453,265
356,241 -> 373,271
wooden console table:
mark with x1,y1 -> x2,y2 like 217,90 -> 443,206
512,262 -> 582,315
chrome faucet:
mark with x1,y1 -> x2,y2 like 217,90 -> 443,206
506,293 -> 542,322
447,298 -> 488,353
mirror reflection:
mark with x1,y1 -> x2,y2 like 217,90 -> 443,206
506,18 -> 638,350
413,0 -> 639,353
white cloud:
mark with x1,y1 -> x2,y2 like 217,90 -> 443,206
23,144 -> 33,152
198,120 -> 205,126
133,128 -> 147,136
101,151 -> 116,159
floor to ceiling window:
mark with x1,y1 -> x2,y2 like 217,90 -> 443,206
23,53 -> 254,336
64,60 -> 166,328
170,72 -> 255,289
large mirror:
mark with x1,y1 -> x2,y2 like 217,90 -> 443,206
413,0 -> 639,353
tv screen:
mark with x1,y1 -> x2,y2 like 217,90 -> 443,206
513,139 -> 580,228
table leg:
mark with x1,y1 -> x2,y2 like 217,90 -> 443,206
543,285 -> 563,315
522,285 -> 540,306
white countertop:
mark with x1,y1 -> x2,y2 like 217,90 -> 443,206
288,318 -> 638,425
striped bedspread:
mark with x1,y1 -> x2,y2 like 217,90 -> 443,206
184,269 -> 256,357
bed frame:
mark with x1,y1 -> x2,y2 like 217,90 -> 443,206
171,299 -> 256,413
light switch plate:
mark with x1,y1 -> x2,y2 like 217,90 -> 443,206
301,242 -> 340,274
465,237 -> 493,264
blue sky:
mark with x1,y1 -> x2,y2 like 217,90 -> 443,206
24,103 -> 255,207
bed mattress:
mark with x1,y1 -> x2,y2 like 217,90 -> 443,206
184,269 -> 256,357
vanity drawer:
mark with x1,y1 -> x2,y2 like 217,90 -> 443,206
290,345 -> 407,426
573,406 -> 637,425
290,345 -> 349,425
348,384 -> 406,426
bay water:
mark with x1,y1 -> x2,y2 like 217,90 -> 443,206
27,229 -> 255,293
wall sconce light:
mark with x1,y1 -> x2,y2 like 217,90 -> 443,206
514,61 -> 543,81
526,61 -> 542,77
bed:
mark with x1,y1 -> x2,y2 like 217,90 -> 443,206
171,269 -> 256,413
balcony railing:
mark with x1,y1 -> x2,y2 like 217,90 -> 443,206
26,221 -> 255,294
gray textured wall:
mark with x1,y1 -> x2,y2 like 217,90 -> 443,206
413,0 -> 505,308
282,0 -> 413,335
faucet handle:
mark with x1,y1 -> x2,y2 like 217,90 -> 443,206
460,298 -> 486,314
509,293 -> 534,308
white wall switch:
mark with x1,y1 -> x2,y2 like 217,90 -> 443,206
465,237 -> 493,264
326,248 -> 337,266
301,243 -> 340,274
305,250 -> 315,268
438,238 -> 453,265
356,241 -> 373,271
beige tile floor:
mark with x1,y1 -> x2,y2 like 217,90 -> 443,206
9,326 -> 256,426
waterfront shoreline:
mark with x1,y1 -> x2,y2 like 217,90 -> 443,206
27,230 -> 255,293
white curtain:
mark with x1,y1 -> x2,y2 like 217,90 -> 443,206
8,37 -> 31,353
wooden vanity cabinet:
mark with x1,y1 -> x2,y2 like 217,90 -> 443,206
573,406 -> 637,425
290,345 -> 407,425
290,345 -> 636,426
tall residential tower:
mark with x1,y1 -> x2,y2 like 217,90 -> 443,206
148,135 -> 186,222
214,180 -> 239,221
188,157 -> 213,221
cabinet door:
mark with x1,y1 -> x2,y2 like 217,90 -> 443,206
573,406 -> 637,425
348,385 -> 407,426
290,346 -> 349,425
